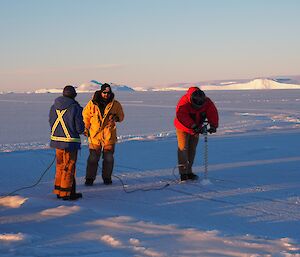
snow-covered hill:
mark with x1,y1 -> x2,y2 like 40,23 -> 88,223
35,80 -> 134,94
202,78 -> 300,90
153,78 -> 300,91
10,78 -> 300,94
82,80 -> 135,92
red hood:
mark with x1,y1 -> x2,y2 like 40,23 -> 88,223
186,87 -> 201,103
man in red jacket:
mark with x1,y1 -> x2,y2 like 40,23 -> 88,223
174,87 -> 219,181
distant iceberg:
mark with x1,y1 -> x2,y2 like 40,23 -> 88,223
34,80 -> 135,93
34,88 -> 62,93
78,81 -> 134,92
0,91 -> 16,94
152,78 -> 300,91
201,78 -> 300,90
76,82 -> 101,92
17,77 -> 300,94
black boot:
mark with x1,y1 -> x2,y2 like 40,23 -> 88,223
188,173 -> 199,180
103,178 -> 112,185
180,174 -> 189,181
62,192 -> 82,201
85,178 -> 94,186
70,192 -> 83,200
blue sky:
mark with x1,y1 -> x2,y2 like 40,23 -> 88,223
0,0 -> 299,91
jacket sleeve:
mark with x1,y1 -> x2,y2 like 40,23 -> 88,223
49,105 -> 55,129
116,102 -> 124,122
176,103 -> 195,128
206,100 -> 219,128
82,101 -> 92,130
75,105 -> 85,134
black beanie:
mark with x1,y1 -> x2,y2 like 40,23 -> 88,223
101,83 -> 111,92
63,85 -> 77,99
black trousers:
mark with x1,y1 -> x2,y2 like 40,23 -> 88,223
85,146 -> 114,181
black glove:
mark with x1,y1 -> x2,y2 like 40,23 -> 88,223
200,126 -> 208,134
191,124 -> 201,134
207,126 -> 217,134
192,124 -> 206,134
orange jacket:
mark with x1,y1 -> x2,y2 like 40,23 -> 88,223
83,98 -> 124,148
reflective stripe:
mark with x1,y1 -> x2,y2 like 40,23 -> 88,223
51,109 -> 80,143
57,186 -> 72,192
51,136 -> 81,143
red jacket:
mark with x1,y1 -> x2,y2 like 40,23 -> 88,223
174,87 -> 219,135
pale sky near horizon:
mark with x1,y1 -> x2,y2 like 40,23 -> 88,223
0,0 -> 299,91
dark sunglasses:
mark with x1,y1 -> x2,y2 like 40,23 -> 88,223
102,91 -> 111,95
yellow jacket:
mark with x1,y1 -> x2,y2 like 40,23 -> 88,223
83,99 -> 124,148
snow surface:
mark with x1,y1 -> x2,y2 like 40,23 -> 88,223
0,90 -> 300,256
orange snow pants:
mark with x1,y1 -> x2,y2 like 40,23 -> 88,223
53,149 -> 78,197
176,129 -> 199,175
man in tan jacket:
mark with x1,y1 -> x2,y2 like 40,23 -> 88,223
83,83 -> 124,186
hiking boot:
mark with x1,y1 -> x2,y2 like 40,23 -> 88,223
103,178 -> 112,185
71,192 -> 82,200
85,178 -> 94,186
180,173 -> 198,181
62,192 -> 83,201
180,174 -> 189,181
188,173 -> 199,180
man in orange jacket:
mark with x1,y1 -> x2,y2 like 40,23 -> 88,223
83,83 -> 124,186
174,87 -> 219,181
